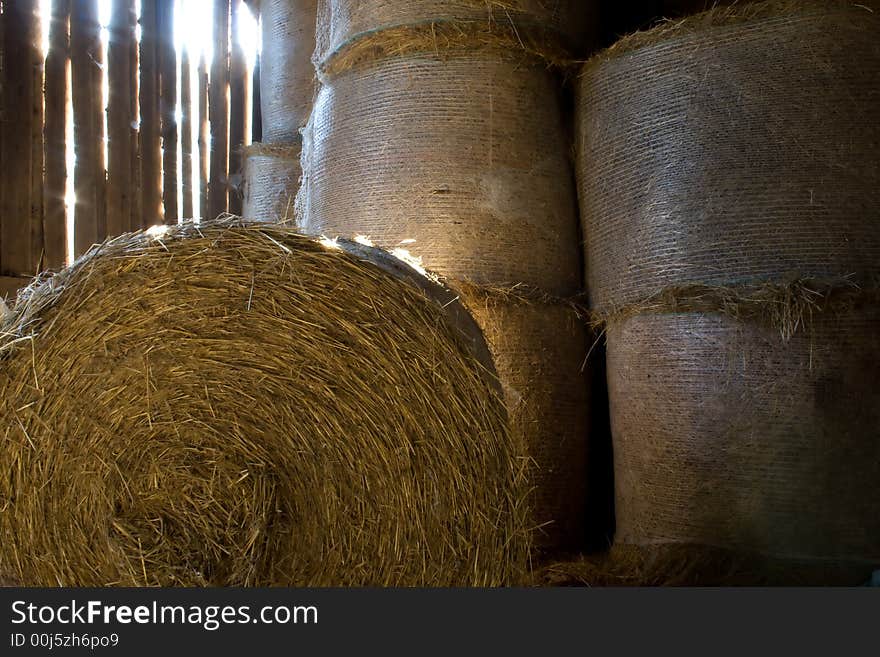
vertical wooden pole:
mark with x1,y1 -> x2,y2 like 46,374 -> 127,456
198,54 -> 209,220
158,0 -> 177,224
208,0 -> 230,220
29,3 -> 45,272
181,47 -> 193,220
71,0 -> 106,257
44,0 -> 71,270
0,0 -> 43,276
139,0 -> 162,227
107,0 -> 137,239
251,53 -> 262,143
228,0 -> 247,216
127,0 -> 140,232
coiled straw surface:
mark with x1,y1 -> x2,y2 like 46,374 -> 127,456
0,220 -> 527,586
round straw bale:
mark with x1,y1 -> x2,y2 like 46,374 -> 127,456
577,0 -> 880,312
260,0 -> 318,142
314,0 -> 598,65
242,142 -> 302,223
0,221 -> 527,586
606,308 -> 880,584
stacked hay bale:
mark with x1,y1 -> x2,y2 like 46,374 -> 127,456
576,0 -> 880,584
0,221 -> 528,586
298,0 -> 598,553
242,0 -> 317,221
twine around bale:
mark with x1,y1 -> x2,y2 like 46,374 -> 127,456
0,219 -> 529,586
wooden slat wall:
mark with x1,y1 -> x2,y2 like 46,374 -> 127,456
139,0 -> 162,227
208,0 -> 231,221
43,0 -> 70,270
0,0 -> 255,298
181,47 -> 193,220
71,0 -> 106,257
228,0 -> 247,216
107,0 -> 138,238
0,0 -> 43,277
28,3 -> 45,274
198,54 -> 210,221
158,0 -> 177,224
252,53 -> 262,143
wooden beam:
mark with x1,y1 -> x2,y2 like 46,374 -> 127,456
198,55 -> 209,220
107,0 -> 137,239
127,0 -> 140,232
228,0 -> 248,216
251,53 -> 262,143
0,276 -> 30,300
1,0 -> 43,276
158,0 -> 177,224
43,0 -> 71,270
208,0 -> 230,221
181,47 -> 194,220
71,0 -> 106,257
29,3 -> 45,274
139,0 -> 162,227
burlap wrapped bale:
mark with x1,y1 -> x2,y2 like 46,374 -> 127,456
261,0 -> 318,142
0,220 -> 528,586
576,1 -> 880,584
314,0 -> 597,65
577,0 -> 880,312
458,286 -> 590,551
299,21 -> 592,551
606,309 -> 880,584
242,142 -> 301,222
300,51 -> 581,295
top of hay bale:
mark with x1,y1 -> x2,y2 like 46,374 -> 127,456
314,0 -> 598,71
587,0 -> 879,64
0,219 -> 527,586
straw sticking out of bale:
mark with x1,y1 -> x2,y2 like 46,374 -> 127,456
0,220 -> 528,586
589,277 -> 879,341
314,0 -> 597,66
318,19 -> 573,77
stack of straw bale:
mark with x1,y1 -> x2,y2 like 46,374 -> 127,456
297,0 -> 599,554
0,220 -> 529,586
576,0 -> 880,584
242,0 -> 318,221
